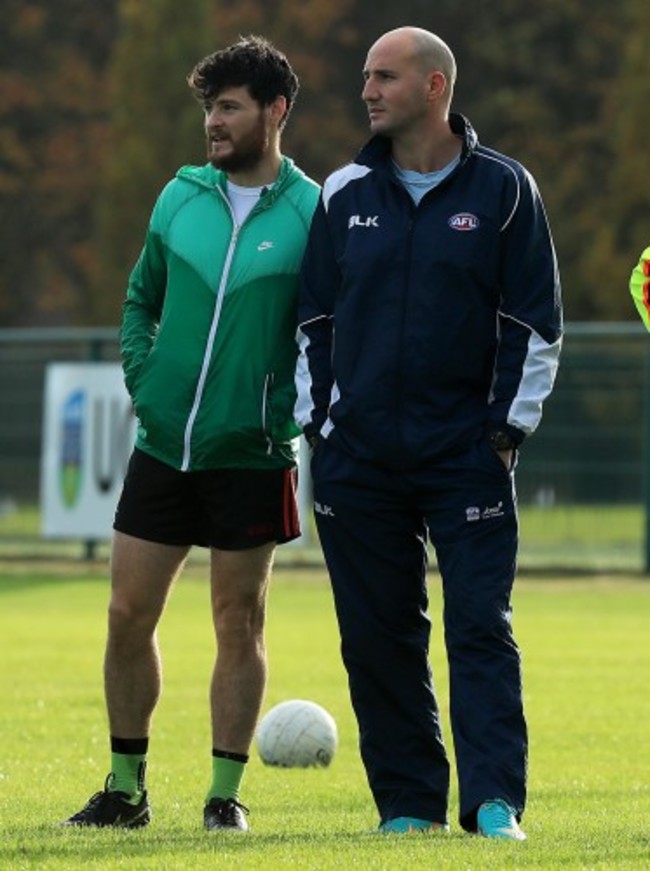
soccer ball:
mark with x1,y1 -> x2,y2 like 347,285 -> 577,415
257,699 -> 338,768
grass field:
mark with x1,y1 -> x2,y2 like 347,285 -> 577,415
0,561 -> 649,869
0,501 -> 647,570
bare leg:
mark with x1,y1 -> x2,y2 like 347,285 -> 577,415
209,543 -> 275,752
105,531 -> 190,737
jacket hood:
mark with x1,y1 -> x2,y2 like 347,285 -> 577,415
175,156 -> 303,203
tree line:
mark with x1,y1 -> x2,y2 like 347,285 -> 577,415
1,0 -> 648,326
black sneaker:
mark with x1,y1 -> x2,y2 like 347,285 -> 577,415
203,797 -> 249,832
62,777 -> 151,828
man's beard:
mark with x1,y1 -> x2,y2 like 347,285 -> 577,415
208,116 -> 269,173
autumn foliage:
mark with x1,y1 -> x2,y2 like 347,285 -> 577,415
0,0 -> 648,326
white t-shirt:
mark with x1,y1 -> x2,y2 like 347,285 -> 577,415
226,181 -> 271,226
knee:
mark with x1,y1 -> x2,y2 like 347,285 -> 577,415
213,593 -> 266,646
445,600 -> 515,654
107,595 -> 158,639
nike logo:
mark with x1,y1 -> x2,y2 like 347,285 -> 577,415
257,241 -> 274,251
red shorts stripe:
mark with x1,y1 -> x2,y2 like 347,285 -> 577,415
283,468 -> 301,539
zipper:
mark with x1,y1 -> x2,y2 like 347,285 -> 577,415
180,181 -> 274,470
181,191 -> 239,471
392,178 -> 416,460
397,209 -> 415,457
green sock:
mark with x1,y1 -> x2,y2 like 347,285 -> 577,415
109,737 -> 148,801
206,750 -> 248,803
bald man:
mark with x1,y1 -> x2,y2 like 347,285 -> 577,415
295,27 -> 562,841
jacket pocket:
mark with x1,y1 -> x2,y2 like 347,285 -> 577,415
127,349 -> 155,407
261,373 -> 275,455
477,434 -> 516,479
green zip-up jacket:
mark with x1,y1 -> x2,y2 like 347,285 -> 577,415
120,156 -> 320,471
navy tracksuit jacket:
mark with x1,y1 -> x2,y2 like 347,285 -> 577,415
295,114 -> 563,829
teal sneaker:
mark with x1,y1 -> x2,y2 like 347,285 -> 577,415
379,816 -> 450,834
477,799 -> 526,841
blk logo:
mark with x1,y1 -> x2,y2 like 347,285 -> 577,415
348,214 -> 379,229
448,212 -> 480,231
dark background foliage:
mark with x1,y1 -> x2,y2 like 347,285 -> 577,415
1,0 -> 648,326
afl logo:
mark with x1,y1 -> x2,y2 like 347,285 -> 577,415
448,212 -> 480,231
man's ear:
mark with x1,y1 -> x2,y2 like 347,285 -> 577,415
268,95 -> 288,126
427,71 -> 447,103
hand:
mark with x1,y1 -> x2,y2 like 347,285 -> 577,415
497,449 -> 513,469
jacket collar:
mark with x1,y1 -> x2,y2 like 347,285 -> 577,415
356,112 -> 478,170
177,155 -> 298,201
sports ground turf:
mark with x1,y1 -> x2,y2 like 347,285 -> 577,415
0,561 -> 649,868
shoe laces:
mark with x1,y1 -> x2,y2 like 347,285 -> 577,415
67,788 -> 111,822
210,797 -> 250,819
481,799 -> 517,830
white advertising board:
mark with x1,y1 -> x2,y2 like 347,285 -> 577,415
41,363 -> 135,538
40,362 -> 313,545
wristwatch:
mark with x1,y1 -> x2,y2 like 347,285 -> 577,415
488,429 -> 516,451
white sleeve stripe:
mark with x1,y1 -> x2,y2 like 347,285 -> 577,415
293,327 -> 340,437
297,313 -> 333,330
507,332 -> 562,434
499,311 -> 557,344
323,164 -> 372,211
475,152 -> 521,231
294,327 -> 314,430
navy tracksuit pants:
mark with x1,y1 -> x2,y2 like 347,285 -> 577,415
311,437 -> 527,831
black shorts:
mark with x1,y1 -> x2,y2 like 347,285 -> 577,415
114,448 -> 301,550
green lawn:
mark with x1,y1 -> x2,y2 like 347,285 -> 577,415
0,564 -> 649,868
0,501 -> 647,570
